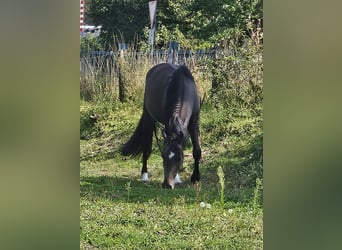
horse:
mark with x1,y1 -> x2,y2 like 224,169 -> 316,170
120,63 -> 201,189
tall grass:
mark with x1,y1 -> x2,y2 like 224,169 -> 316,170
80,27 -> 262,107
80,48 -> 213,104
208,27 -> 263,110
80,54 -> 118,102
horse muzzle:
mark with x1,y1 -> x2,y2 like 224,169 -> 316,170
162,179 -> 175,189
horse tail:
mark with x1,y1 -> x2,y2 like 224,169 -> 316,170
120,114 -> 145,157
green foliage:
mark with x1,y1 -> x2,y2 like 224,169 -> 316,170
140,24 -> 192,50
252,178 -> 263,210
87,0 -> 148,48
86,0 -> 263,49
80,108 -> 100,140
80,35 -> 103,53
209,22 -> 263,109
188,0 -> 248,41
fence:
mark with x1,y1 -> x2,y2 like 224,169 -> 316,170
80,49 -> 217,78
80,49 -> 216,101
79,48 -> 249,102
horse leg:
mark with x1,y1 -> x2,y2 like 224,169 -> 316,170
141,111 -> 155,181
188,114 -> 202,183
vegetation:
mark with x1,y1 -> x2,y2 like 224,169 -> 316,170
80,31 -> 262,249
80,100 -> 263,249
81,1 -> 263,248
85,0 -> 262,50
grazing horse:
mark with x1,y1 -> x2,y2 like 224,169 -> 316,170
120,63 -> 201,189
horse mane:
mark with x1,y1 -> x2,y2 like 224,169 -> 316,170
164,65 -> 193,144
166,65 -> 194,114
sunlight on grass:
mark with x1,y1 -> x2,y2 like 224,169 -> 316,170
80,100 -> 263,249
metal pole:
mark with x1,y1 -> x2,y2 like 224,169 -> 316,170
149,1 -> 157,62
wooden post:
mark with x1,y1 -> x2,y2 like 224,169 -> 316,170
118,50 -> 125,102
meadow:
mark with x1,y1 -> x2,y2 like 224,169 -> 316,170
80,34 -> 263,249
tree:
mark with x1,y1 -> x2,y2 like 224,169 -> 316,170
87,0 -> 148,48
86,0 -> 263,49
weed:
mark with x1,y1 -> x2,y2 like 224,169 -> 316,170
217,166 -> 225,208
252,178 -> 263,211
125,181 -> 132,202
194,181 -> 202,203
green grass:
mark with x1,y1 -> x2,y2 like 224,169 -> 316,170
80,100 -> 263,249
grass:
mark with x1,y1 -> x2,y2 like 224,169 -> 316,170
80,99 -> 263,249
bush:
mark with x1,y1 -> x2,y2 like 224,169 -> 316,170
208,26 -> 263,110
80,35 -> 103,53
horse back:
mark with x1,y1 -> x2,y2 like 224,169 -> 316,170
144,63 -> 199,125
144,64 -> 177,122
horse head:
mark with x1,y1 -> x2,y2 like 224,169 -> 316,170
161,115 -> 188,189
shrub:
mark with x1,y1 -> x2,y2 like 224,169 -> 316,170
208,25 -> 263,110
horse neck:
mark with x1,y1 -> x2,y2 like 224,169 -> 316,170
165,96 -> 183,133
165,112 -> 181,134
164,65 -> 195,141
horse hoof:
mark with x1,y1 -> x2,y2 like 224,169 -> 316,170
191,174 -> 200,184
141,172 -> 149,182
162,183 -> 174,189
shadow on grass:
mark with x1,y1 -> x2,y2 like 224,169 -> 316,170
80,146 -> 119,162
80,162 -> 257,206
80,132 -> 263,206
80,175 -> 203,206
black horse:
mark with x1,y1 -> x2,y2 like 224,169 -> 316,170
120,63 -> 201,189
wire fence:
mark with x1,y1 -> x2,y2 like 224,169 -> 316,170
79,46 -> 262,103
80,49 -> 218,102
80,49 -> 217,78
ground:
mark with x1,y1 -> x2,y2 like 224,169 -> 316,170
80,100 -> 263,249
